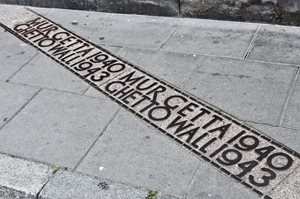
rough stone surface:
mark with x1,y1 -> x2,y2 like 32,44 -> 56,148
39,170 -> 149,199
183,56 -> 296,125
0,0 -> 179,16
76,109 -> 200,197
0,153 -> 51,199
156,195 -> 179,199
2,0 -> 300,25
181,0 -> 300,26
0,89 -> 119,168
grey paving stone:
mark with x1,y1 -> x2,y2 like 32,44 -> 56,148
76,109 -> 199,197
247,122 -> 300,153
247,25 -> 300,65
0,27 -> 37,81
0,153 -> 51,199
268,165 -> 300,199
118,47 -> 205,88
184,56 -> 296,125
160,19 -> 258,58
10,54 -> 89,94
0,89 -> 119,168
282,74 -> 300,129
99,45 -> 122,55
45,8 -> 112,38
89,14 -> 180,49
0,81 -> 38,128
39,170 -> 149,199
30,6 -> 52,16
186,160 -> 260,199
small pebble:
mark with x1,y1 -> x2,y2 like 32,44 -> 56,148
99,166 -> 105,171
71,20 -> 78,25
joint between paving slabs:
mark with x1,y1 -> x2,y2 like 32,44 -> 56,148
158,19 -> 182,50
183,163 -> 201,198
0,88 -> 42,132
243,25 -> 261,59
86,13 -> 114,41
279,67 -> 300,127
5,52 -> 39,82
36,173 -> 52,199
4,79 -> 97,101
194,52 -> 300,69
36,165 -> 63,198
73,108 -> 121,171
31,7 -> 54,17
182,56 -> 207,90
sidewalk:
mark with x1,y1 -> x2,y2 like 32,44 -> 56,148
0,5 -> 300,199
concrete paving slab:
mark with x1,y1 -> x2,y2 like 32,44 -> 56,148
39,170 -> 149,199
10,54 -> 90,94
42,8 -> 112,38
186,160 -> 260,199
184,56 -> 296,125
160,19 -> 258,58
248,122 -> 300,153
0,89 -> 119,168
0,27 -> 37,81
76,109 -> 200,197
0,81 -> 38,128
247,25 -> 300,65
281,73 -> 300,130
118,47 -> 205,88
0,153 -> 51,199
89,13 -> 180,49
30,6 -> 52,16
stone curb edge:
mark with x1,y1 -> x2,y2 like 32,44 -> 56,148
0,153 -> 178,199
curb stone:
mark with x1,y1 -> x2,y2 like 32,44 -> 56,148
0,153 -> 52,199
0,153 -> 179,199
39,170 -> 181,199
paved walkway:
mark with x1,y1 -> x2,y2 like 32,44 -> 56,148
0,4 -> 300,199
